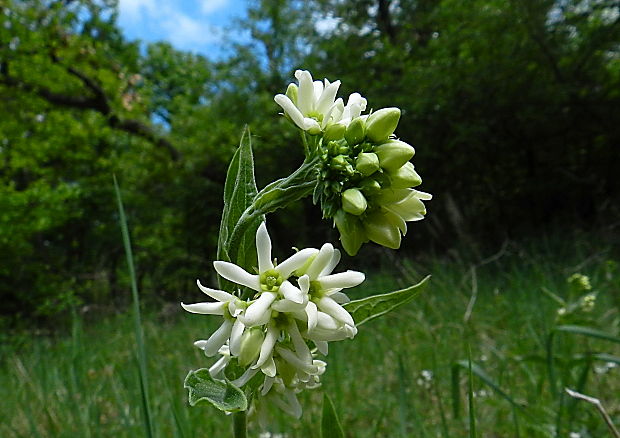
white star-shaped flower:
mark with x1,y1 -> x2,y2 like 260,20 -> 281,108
213,222 -> 318,327
274,70 -> 344,134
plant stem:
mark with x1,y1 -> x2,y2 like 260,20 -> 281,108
232,411 -> 247,438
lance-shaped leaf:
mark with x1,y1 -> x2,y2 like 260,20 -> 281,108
217,126 -> 262,290
343,275 -> 430,326
184,368 -> 247,412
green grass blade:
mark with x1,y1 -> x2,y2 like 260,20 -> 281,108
321,393 -> 345,438
467,347 -> 477,438
113,175 -> 154,438
554,325 -> 620,344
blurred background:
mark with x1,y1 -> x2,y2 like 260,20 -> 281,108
2,0 -> 618,325
1,1 -> 620,437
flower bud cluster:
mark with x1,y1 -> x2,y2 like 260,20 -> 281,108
313,107 -> 431,256
182,222 -> 363,417
276,71 -> 431,255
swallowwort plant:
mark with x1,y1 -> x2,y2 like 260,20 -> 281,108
182,70 -> 432,437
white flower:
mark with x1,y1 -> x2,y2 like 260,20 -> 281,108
274,70 -> 344,134
335,93 -> 368,126
213,222 -> 318,327
298,243 -> 363,333
182,280 -> 246,357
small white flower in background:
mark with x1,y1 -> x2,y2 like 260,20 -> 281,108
274,70 -> 367,134
182,221 -> 364,417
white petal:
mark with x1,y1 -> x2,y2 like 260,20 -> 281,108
272,298 -> 306,313
277,248 -> 319,278
181,302 -> 225,315
305,301 -> 318,332
256,222 -> 274,273
209,355 -> 231,378
280,389 -> 303,418
279,281 -> 304,304
196,279 -> 234,302
229,319 -> 245,356
316,311 -> 339,330
203,319 -> 234,357
303,117 -> 322,134
320,248 -> 341,277
316,80 -> 341,115
305,243 -> 334,279
254,324 -> 278,368
242,292 -> 277,327
313,80 -> 324,103
276,346 -> 318,375
328,291 -> 351,304
213,261 -> 260,291
261,376 -> 275,395
318,271 -> 365,289
298,274 -> 310,294
295,70 -> 314,114
288,320 -> 312,363
414,189 -> 433,200
274,94 -> 307,130
231,367 -> 259,387
261,356 -> 277,377
318,296 -> 355,327
314,340 -> 328,355
194,340 -> 209,350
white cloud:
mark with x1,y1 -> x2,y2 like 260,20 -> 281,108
161,10 -> 221,47
118,0 -> 157,20
199,0 -> 229,15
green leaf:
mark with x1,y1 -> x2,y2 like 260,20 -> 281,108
343,275 -> 430,326
553,325 -> 620,344
217,127 -> 262,289
321,393 -> 345,438
184,368 -> 248,412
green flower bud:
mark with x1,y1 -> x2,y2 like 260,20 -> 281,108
285,83 -> 298,105
355,152 -> 380,176
334,209 -> 366,256
389,162 -> 422,189
345,117 -> 366,145
363,210 -> 404,249
366,107 -> 401,143
331,155 -> 354,174
375,140 -> 415,171
238,328 -> 264,367
324,123 -> 346,141
359,178 -> 382,195
342,188 -> 368,216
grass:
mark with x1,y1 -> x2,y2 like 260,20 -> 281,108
1,234 -> 619,437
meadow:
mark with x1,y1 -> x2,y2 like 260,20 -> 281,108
1,232 -> 618,438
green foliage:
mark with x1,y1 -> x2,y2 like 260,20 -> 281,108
321,393 -> 345,438
343,275 -> 430,326
184,369 -> 248,412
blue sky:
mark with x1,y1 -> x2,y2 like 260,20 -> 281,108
117,0 -> 249,59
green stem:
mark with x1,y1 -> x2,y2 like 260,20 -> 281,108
232,411 -> 247,438
225,156 -> 319,264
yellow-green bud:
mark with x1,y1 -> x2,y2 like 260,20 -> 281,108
345,117 -> 366,145
285,83 -> 298,105
238,328 -> 264,366
389,162 -> 422,189
375,140 -> 415,171
355,152 -> 380,176
342,188 -> 368,215
324,123 -> 346,141
359,178 -> 382,195
363,210 -> 402,249
334,209 -> 366,256
366,107 -> 400,143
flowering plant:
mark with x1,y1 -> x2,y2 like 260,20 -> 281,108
182,70 -> 431,436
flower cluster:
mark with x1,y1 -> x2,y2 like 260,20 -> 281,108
275,70 -> 431,255
182,222 -> 363,417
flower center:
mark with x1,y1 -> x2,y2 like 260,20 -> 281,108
260,269 -> 284,292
